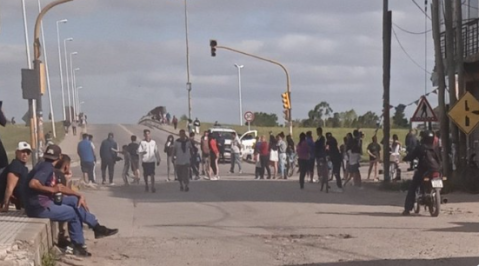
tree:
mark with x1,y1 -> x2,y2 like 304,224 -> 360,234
250,112 -> 278,127
339,109 -> 358,128
329,112 -> 341,128
392,104 -> 409,128
357,111 -> 380,128
304,101 -> 333,127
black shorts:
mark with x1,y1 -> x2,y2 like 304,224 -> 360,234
348,163 -> 360,173
131,158 -> 140,172
80,161 -> 94,174
308,158 -> 315,172
142,162 -> 156,177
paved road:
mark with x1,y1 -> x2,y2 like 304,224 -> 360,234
62,124 -> 479,266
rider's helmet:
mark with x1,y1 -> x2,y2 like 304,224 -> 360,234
422,130 -> 435,145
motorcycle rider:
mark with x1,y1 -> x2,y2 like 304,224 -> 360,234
402,130 -> 442,216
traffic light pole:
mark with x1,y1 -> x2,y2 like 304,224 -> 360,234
33,0 -> 73,159
215,45 -> 293,135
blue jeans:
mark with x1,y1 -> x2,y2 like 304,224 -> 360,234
278,153 -> 286,178
35,196 -> 98,245
230,152 -> 242,172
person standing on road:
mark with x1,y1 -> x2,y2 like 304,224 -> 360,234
367,135 -> 381,182
173,130 -> 194,192
315,127 -> 328,185
209,134 -> 220,180
187,119 -> 193,134
127,135 -> 140,184
277,134 -> 287,179
172,116 -> 178,130
297,133 -> 310,189
164,135 -> 176,181
99,133 -> 118,186
118,145 -> 131,186
229,132 -> 243,174
269,135 -> 279,179
138,129 -> 161,193
326,133 -> 343,192
193,118 -> 201,134
78,134 -> 96,187
88,135 -> 97,183
189,132 -> 200,180
391,134 -> 402,180
71,119 -> 78,136
306,131 -> 315,183
347,130 -> 362,188
200,131 -> 211,178
258,136 -> 271,179
286,135 -> 295,178
0,105 -> 8,173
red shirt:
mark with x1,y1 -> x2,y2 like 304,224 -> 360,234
210,139 -> 219,155
259,141 -> 269,156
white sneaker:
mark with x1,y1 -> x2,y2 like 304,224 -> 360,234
216,176 -> 221,180
204,176 -> 211,180
109,182 -> 115,186
211,176 -> 218,181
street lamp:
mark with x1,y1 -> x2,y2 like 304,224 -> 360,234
72,67 -> 79,117
63,37 -> 73,122
234,64 -> 244,126
76,86 -> 82,113
182,0 -> 192,120
56,19 -> 67,121
69,52 -> 78,119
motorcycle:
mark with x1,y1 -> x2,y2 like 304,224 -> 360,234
414,171 -> 447,217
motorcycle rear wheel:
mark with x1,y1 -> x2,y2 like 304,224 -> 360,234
414,188 -> 421,214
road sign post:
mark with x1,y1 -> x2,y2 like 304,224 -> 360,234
244,111 -> 254,131
410,96 -> 438,124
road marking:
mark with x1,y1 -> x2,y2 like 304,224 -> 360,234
118,124 -> 136,136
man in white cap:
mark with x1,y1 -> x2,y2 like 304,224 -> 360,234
0,141 -> 32,212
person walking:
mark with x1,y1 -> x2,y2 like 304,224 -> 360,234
200,131 -> 211,179
209,134 -> 220,180
229,132 -> 243,174
269,135 -> 279,179
286,135 -> 295,178
77,134 -> 96,187
315,127 -> 328,190
99,133 -> 118,186
391,134 -> 402,180
346,130 -> 362,188
71,120 -> 78,136
326,132 -> 343,192
172,116 -> 178,130
118,145 -> 131,185
87,135 -> 97,183
164,135 -> 176,181
127,135 -> 140,184
173,130 -> 194,191
187,119 -> 193,134
297,133 -> 310,189
193,118 -> 201,134
367,135 -> 381,182
138,129 -> 161,193
277,134 -> 287,179
306,131 -> 316,183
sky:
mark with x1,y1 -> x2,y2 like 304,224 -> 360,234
0,0 -> 442,125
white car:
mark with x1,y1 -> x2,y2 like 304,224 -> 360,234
209,127 -> 257,162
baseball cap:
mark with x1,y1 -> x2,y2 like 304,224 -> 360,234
16,141 -> 32,151
43,144 -> 62,161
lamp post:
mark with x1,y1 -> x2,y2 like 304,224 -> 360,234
72,67 -> 79,117
76,86 -> 82,114
234,64 -> 244,126
37,0 -> 56,138
56,19 -> 67,121
69,52 -> 77,119
63,38 -> 73,121
183,0 -> 192,120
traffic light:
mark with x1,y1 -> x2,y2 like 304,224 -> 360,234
210,39 -> 217,57
283,109 -> 290,121
281,92 -> 291,109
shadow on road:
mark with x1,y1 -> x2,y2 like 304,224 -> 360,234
314,211 -> 402,218
286,256 -> 479,266
101,180 -> 404,207
429,222 -> 479,233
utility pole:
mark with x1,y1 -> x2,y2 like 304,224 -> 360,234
183,0 -> 192,120
454,0 -> 467,167
382,0 -> 392,182
432,0 -> 451,176
445,0 -> 458,171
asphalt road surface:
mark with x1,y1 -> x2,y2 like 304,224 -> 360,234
60,124 -> 479,266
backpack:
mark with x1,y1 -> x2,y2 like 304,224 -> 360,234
421,146 -> 441,172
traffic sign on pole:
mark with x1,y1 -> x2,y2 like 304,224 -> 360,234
244,111 -> 254,122
448,92 -> 479,135
410,96 -> 438,122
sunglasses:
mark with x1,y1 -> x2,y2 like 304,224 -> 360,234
20,150 -> 32,155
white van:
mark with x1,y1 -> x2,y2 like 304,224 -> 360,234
209,127 -> 257,162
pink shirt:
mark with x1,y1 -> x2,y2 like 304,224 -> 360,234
296,141 -> 310,160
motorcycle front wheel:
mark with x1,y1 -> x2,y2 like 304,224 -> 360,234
428,188 -> 441,217
414,188 -> 421,214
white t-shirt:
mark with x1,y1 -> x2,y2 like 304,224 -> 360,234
348,150 -> 361,166
138,139 -> 160,163
231,136 -> 241,154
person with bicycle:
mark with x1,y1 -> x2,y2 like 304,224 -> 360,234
402,131 -> 442,216
315,127 -> 328,190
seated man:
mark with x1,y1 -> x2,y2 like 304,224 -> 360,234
23,144 -> 118,257
0,141 -> 32,212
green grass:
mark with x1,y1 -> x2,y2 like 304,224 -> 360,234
0,122 -> 65,159
41,249 -> 57,266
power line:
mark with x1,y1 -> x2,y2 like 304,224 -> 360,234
392,26 -> 432,74
393,22 -> 432,34
412,0 -> 432,20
